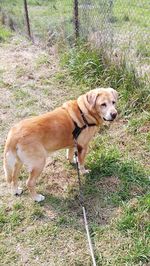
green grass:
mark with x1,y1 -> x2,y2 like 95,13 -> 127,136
1,0 -> 149,80
56,40 -> 149,264
117,194 -> 150,233
85,135 -> 150,206
114,0 -> 150,29
90,194 -> 150,265
1,0 -> 149,43
13,88 -> 30,100
61,43 -> 150,113
0,23 -> 149,265
127,112 -> 150,134
0,0 -> 73,40
0,25 -> 12,42
116,194 -> 150,264
0,207 -> 24,230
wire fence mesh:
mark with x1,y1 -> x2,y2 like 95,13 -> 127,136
0,0 -> 149,80
79,0 -> 150,80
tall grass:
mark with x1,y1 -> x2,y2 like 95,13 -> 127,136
61,43 -> 150,114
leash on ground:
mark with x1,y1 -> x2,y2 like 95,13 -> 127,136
74,141 -> 97,266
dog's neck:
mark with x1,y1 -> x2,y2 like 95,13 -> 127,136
77,95 -> 102,126
62,98 -> 103,128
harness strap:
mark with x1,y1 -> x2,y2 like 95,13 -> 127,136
72,107 -> 96,140
72,122 -> 86,140
79,107 -> 96,127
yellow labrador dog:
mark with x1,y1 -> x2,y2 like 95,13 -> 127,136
3,88 -> 118,202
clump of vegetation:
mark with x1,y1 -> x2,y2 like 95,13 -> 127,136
0,207 -> 24,230
116,194 -> 150,263
86,137 -> 150,204
0,25 -> 12,42
61,43 -> 149,114
117,194 -> 150,233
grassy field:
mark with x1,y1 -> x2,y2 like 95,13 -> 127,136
0,24 -> 150,266
0,0 -> 73,40
0,0 -> 149,81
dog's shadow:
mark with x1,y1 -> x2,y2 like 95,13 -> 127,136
40,167 -> 120,226
39,153 -> 149,227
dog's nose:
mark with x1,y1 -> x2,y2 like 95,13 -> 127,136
111,112 -> 117,120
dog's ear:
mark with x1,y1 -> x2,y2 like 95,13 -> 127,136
86,89 -> 99,109
108,88 -> 118,101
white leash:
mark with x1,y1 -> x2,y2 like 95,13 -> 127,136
82,206 -> 97,266
74,143 -> 97,266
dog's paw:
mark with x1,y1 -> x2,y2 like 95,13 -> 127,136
80,166 -> 91,175
34,194 -> 45,202
69,155 -> 76,165
12,187 -> 23,196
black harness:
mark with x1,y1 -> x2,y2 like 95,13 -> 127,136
72,108 -> 96,140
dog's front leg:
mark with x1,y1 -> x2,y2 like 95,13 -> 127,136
78,146 -> 90,175
66,147 -> 75,163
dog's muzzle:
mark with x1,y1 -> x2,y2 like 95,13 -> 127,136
103,112 -> 117,121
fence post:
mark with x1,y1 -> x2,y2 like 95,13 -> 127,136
74,0 -> 79,39
24,0 -> 31,39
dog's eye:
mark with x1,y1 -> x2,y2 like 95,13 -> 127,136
112,101 -> 116,105
101,103 -> 106,107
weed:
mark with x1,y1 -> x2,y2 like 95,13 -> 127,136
61,44 -> 150,113
116,194 -> 150,263
9,211 -> 24,227
13,202 -> 23,211
117,194 -> 150,233
16,66 -> 28,78
61,44 -> 104,86
35,53 -> 50,68
127,112 -> 150,134
0,209 -> 7,229
0,207 -> 24,231
0,25 -> 12,42
123,14 -> 130,22
86,137 -> 150,204
13,89 -> 30,100
147,132 -> 150,145
30,205 -> 44,220
136,42 -> 150,58
25,98 -> 38,107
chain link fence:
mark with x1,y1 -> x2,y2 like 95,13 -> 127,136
0,0 -> 150,79
79,0 -> 150,80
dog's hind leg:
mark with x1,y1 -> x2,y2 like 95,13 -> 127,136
4,150 -> 16,183
26,159 -> 46,202
17,144 -> 46,202
11,161 -> 23,195
4,150 -> 23,195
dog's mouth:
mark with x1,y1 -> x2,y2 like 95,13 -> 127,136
103,117 -> 114,122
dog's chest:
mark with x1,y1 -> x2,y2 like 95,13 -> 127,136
77,126 -> 98,146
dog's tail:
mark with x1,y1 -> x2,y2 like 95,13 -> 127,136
3,132 -> 18,184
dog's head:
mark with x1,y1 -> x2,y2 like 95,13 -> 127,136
83,88 -> 118,121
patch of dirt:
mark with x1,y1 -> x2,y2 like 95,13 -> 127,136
138,123 -> 150,133
96,176 -> 121,193
108,119 -> 150,167
41,153 -> 77,197
16,243 -> 30,265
